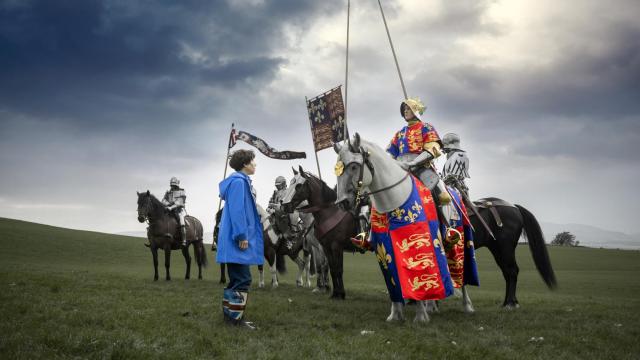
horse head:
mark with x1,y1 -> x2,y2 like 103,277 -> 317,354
281,165 -> 310,213
333,133 -> 373,210
137,190 -> 152,223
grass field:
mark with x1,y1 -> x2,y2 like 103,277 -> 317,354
1,217 -> 639,359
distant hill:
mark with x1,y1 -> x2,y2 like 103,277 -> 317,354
541,222 -> 640,250
117,230 -> 214,244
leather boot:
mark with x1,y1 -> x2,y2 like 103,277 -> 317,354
180,225 -> 187,247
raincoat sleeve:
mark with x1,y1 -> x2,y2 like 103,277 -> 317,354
225,179 -> 249,242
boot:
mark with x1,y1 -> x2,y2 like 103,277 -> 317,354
180,225 -> 187,247
222,290 -> 257,330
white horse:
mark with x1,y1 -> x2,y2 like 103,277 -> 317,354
334,133 -> 474,323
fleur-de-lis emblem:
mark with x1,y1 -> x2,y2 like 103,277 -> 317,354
398,142 -> 405,154
404,210 -> 418,223
411,201 -> 422,214
391,208 -> 405,221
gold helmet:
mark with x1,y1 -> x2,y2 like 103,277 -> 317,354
400,97 -> 426,120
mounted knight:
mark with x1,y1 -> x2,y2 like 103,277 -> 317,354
441,133 -> 470,197
162,177 -> 188,247
267,176 -> 301,248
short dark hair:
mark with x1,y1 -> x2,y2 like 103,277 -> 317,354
229,149 -> 255,171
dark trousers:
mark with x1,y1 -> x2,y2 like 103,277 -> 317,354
226,263 -> 252,292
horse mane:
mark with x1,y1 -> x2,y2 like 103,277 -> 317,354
306,173 -> 337,203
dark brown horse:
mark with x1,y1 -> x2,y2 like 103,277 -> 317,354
137,191 -> 207,281
281,166 -> 358,299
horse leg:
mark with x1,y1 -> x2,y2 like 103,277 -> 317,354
164,245 -> 172,281
270,261 -> 279,288
303,251 -> 312,288
219,263 -> 227,284
258,264 -> 265,288
293,256 -> 305,287
462,285 -> 475,313
182,245 -> 191,280
414,300 -> 430,323
425,300 -> 439,313
386,302 -> 405,322
151,245 -> 159,281
494,247 -> 520,309
196,243 -> 203,280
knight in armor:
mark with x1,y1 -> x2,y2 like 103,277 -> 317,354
162,177 -> 188,247
267,176 -> 288,214
388,98 -> 453,229
441,133 -> 470,196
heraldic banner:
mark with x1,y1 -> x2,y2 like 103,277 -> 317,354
307,86 -> 346,152
229,128 -> 306,160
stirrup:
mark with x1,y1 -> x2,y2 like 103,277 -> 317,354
444,227 -> 462,252
350,232 -> 371,251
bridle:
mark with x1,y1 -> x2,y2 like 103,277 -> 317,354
338,145 -> 410,207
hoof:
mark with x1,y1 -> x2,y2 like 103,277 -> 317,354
503,303 -> 520,310
464,305 -> 475,314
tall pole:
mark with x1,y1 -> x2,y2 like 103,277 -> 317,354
343,0 -> 350,141
377,0 -> 408,99
216,122 -> 234,214
306,97 -> 323,180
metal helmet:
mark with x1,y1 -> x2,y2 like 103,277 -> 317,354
275,176 -> 286,186
170,177 -> 180,186
400,97 -> 426,120
442,133 -> 462,151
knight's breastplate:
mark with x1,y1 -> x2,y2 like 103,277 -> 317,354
168,190 -> 185,205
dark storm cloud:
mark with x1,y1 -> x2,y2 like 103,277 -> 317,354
409,20 -> 640,161
0,0 -> 341,131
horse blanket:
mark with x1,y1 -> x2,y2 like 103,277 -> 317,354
369,176 -> 454,301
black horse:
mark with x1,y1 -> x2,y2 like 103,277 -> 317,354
281,166 -> 359,299
137,191 -> 207,281
467,197 -> 556,308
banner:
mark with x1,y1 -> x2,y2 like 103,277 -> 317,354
231,129 -> 306,160
307,86 -> 346,151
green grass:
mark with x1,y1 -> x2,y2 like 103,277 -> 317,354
1,217 -> 639,359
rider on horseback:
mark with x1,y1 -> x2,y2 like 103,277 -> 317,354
162,177 -> 188,247
442,133 -> 470,196
267,176 -> 288,213
268,176 -> 299,249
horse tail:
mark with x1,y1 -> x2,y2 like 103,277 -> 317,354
276,253 -> 287,274
516,204 -> 557,289
193,217 -> 208,268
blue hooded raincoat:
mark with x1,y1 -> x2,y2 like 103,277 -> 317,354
216,172 -> 264,265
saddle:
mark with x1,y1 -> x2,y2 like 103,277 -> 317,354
472,197 -> 515,228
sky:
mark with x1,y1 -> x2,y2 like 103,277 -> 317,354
0,0 -> 639,236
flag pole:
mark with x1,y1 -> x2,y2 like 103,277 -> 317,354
343,0 -> 351,141
216,123 -> 234,214
377,0 -> 408,99
305,97 -> 323,180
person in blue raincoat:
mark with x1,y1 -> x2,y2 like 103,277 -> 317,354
216,149 -> 264,330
